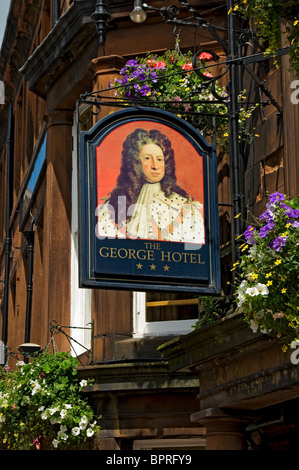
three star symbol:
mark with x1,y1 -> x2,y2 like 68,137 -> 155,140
136,263 -> 170,271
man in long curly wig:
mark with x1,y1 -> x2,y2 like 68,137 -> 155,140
96,128 -> 205,243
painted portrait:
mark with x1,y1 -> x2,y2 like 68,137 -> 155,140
95,121 -> 205,245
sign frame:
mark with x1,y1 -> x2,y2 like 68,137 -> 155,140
79,107 -> 220,294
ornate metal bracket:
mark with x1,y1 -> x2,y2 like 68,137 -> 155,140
49,320 -> 95,364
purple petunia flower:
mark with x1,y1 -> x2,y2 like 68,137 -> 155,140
269,236 -> 289,251
244,226 -> 257,244
140,85 -> 151,96
150,72 -> 158,83
269,191 -> 285,204
288,219 -> 299,228
126,59 -> 139,68
259,221 -> 275,238
280,203 -> 299,219
259,209 -> 275,223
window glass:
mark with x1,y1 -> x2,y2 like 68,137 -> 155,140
146,292 -> 198,322
20,132 -> 47,226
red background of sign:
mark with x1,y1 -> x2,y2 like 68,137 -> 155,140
96,121 -> 205,208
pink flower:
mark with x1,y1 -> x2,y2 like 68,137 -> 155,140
273,311 -> 285,320
199,52 -> 213,61
33,436 -> 41,450
203,71 -> 213,78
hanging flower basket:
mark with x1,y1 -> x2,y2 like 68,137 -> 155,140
0,351 -> 101,450
235,192 -> 299,350
109,49 -> 258,152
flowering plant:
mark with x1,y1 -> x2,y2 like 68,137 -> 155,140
234,0 -> 299,77
109,49 -> 257,151
110,49 -> 227,114
235,192 -> 299,349
0,351 -> 101,450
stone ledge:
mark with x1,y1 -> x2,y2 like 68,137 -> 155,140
158,312 -> 264,372
78,360 -> 199,393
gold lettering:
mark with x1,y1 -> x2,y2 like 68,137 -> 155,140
99,247 -> 155,261
160,251 -> 206,264
137,250 -> 146,260
98,247 -> 206,264
189,253 -> 197,263
161,251 -> 171,262
197,254 -> 205,264
99,247 -> 109,257
144,242 -> 161,250
128,248 -> 136,259
172,252 -> 182,263
117,248 -> 128,259
110,248 -> 117,258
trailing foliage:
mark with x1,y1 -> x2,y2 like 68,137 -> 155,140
193,296 -> 222,329
234,0 -> 299,77
235,192 -> 299,349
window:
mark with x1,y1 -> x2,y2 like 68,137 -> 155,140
70,112 -> 91,356
133,291 -> 199,337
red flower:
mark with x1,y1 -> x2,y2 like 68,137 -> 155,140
199,52 -> 213,61
153,61 -> 166,69
182,62 -> 193,72
203,71 -> 213,78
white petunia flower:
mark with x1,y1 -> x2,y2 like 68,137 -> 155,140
49,406 -> 59,415
71,427 -> 80,436
79,380 -> 88,387
248,245 -> 257,257
237,293 -> 245,308
255,283 -> 269,295
246,287 -> 259,296
249,320 -> 259,333
86,428 -> 94,437
52,438 -> 59,448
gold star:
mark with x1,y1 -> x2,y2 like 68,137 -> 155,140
136,263 -> 143,270
150,264 -> 156,270
163,265 -> 170,271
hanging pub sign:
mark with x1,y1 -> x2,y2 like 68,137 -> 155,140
79,107 -> 220,293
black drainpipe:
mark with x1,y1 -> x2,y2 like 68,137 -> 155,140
23,220 -> 35,346
1,101 -> 14,364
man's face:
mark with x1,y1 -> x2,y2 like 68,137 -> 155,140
139,143 -> 165,183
